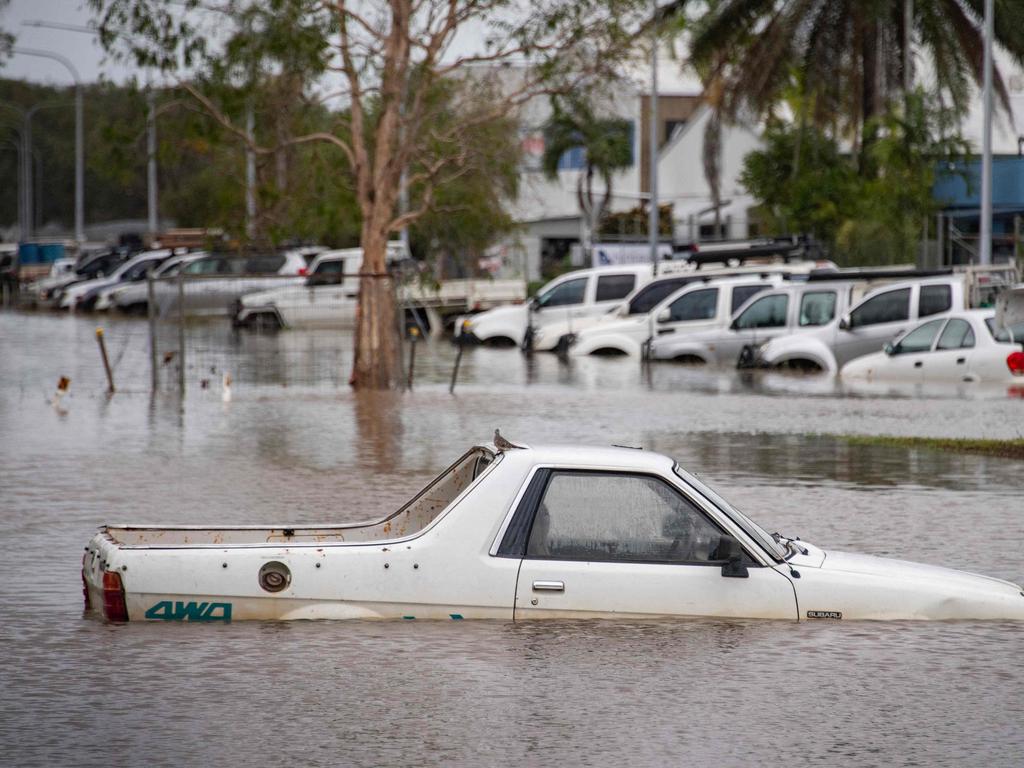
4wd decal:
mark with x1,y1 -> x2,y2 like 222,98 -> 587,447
806,610 -> 842,620
145,601 -> 232,622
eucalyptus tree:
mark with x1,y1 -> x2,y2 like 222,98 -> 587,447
89,0 -> 649,389
541,95 -> 634,261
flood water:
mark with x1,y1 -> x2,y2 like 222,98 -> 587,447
2,310 -> 1023,767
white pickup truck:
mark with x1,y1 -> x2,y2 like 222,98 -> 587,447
82,439 -> 1024,623
569,275 -> 783,357
457,265 -> 653,348
235,246 -> 526,331
757,266 -> 1021,373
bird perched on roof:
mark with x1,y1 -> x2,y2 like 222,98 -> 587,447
493,429 -> 523,451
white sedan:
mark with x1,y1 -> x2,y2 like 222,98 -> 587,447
840,310 -> 1024,384
83,439 -> 1024,623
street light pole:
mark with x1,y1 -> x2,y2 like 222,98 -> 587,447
147,89 -> 159,237
980,0 -> 994,265
648,0 -> 659,276
12,47 -> 85,243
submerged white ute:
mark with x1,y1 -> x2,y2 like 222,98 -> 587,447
82,440 -> 1024,623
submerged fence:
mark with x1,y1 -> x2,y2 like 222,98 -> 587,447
140,271 -> 484,394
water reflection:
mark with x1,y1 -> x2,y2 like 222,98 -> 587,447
3,310 -> 1024,767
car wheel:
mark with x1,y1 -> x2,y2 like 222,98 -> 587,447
776,358 -> 823,373
590,347 -> 627,356
673,354 -> 706,365
485,336 -> 517,348
247,312 -> 282,332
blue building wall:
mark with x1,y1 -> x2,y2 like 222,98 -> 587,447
933,156 -> 1024,211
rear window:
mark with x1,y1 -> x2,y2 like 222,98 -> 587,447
799,291 -> 837,326
849,288 -> 910,328
730,284 -> 768,314
667,287 -> 718,322
595,274 -> 637,302
734,294 -> 789,330
985,318 -> 1024,343
627,278 -> 692,314
244,254 -> 286,274
919,284 -> 952,317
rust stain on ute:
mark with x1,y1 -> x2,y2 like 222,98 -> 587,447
383,522 -> 392,535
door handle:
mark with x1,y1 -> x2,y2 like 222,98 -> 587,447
657,328 -> 674,335
913,361 -> 923,368
532,580 -> 564,592
956,357 -> 966,364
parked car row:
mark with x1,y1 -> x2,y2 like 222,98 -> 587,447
456,261 -> 1023,388
25,247 -> 324,316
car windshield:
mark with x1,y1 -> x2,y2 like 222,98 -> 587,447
672,464 -> 787,561
985,318 -> 1024,343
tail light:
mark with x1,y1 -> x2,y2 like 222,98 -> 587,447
101,571 -> 129,622
1007,351 -> 1024,377
297,267 -> 308,276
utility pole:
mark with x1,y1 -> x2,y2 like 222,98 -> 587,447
648,0 -> 660,276
147,89 -> 159,238
980,0 -> 994,265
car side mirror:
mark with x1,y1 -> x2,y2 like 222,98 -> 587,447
839,315 -> 851,331
656,308 -> 671,323
716,534 -> 749,578
883,342 -> 895,356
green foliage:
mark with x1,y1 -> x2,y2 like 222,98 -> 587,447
686,0 -> 1024,140
741,92 -> 969,265
541,96 -> 633,184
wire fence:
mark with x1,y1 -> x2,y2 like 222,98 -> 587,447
137,271 -> 523,394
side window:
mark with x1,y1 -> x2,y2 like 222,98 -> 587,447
730,284 -> 768,315
539,277 -> 587,307
733,294 -> 789,330
308,260 -> 345,285
849,288 -> 910,328
799,291 -> 837,327
525,472 -> 728,564
595,274 -> 636,302
628,279 -> 689,314
936,318 -> 975,350
667,288 -> 718,322
919,284 -> 952,318
893,318 -> 945,354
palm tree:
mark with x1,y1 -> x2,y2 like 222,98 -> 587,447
677,0 -> 1024,148
542,96 -> 634,261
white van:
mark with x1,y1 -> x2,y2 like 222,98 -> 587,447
456,265 -> 653,348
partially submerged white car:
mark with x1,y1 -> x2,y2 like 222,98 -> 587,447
83,440 -> 1024,623
840,310 -> 1024,384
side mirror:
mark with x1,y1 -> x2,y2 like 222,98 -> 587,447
839,315 -> 851,331
716,534 -> 749,578
883,341 -> 895,356
656,308 -> 671,323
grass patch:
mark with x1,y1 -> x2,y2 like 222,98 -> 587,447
839,435 -> 1024,460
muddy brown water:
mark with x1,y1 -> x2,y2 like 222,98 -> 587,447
2,311 -> 1023,767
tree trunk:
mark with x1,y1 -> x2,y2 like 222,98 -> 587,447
350,224 -> 401,389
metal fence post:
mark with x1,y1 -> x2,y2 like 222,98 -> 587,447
95,327 -> 115,394
148,273 -> 158,392
177,269 -> 186,396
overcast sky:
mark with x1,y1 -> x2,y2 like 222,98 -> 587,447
1,0 -> 142,84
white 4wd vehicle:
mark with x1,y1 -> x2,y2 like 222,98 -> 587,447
457,265 -> 652,348
570,275 -> 782,357
234,248 -> 371,330
757,277 -> 965,373
650,280 -> 861,366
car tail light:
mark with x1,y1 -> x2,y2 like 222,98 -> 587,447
101,571 -> 129,622
297,267 -> 308,276
1007,351 -> 1024,377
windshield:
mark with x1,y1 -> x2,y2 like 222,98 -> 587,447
672,464 -> 787,560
